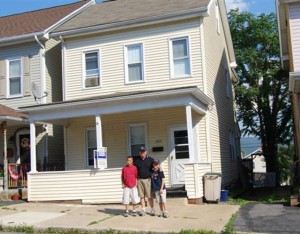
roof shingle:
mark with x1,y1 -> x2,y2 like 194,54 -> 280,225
0,1 -> 88,39
0,104 -> 28,119
53,0 -> 210,33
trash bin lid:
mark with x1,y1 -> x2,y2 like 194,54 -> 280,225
204,172 -> 221,177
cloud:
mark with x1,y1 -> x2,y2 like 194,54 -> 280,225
225,0 -> 252,12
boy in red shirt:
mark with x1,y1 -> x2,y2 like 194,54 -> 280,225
121,156 -> 140,217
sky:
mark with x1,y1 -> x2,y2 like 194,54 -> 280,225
0,0 -> 276,17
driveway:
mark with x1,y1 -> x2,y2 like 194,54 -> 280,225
234,202 -> 300,234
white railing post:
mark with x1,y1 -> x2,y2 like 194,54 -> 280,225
186,105 -> 195,162
30,122 -> 37,172
96,115 -> 103,150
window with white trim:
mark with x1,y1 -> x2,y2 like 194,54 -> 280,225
86,128 -> 96,167
129,123 -> 147,156
8,58 -> 22,96
125,44 -> 144,83
170,37 -> 191,78
215,2 -> 220,34
225,68 -> 231,98
83,51 -> 100,88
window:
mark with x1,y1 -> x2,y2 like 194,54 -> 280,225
8,59 -> 22,96
125,44 -> 144,83
129,124 -> 147,156
170,37 -> 191,78
229,131 -> 236,161
84,51 -> 100,88
86,129 -> 96,167
215,2 -> 220,34
225,69 -> 231,98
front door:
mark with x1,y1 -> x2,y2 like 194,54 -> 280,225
16,131 -> 31,164
169,127 -> 190,186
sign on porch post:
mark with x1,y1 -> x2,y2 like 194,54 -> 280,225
94,147 -> 107,169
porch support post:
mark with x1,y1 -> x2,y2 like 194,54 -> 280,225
96,115 -> 103,149
30,122 -> 37,172
1,121 -> 8,192
186,105 -> 195,161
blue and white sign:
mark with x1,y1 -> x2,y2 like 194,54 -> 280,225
94,147 -> 107,169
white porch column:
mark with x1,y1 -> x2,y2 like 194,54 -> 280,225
186,105 -> 195,161
30,122 -> 37,172
95,115 -> 103,149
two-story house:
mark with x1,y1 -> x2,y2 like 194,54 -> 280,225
277,0 -> 300,177
0,0 -> 94,189
21,0 -> 240,203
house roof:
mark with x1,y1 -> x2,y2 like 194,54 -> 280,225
0,104 -> 28,119
0,0 -> 93,42
52,0 -> 211,35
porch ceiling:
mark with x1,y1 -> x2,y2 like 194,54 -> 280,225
19,86 -> 214,122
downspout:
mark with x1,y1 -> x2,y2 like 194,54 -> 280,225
34,35 -> 46,104
60,36 -> 66,101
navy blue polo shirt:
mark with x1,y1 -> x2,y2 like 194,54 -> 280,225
134,155 -> 154,179
151,169 -> 166,192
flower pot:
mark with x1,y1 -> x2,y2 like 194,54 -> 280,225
11,194 -> 20,201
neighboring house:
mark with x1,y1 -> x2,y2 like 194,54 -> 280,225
0,0 -> 94,188
243,148 -> 266,173
21,0 -> 240,203
276,0 -> 300,177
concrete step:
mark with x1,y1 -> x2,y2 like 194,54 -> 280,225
166,197 -> 188,206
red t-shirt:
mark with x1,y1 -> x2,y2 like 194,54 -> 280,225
122,165 -> 138,188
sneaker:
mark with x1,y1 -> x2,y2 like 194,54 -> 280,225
158,212 -> 164,217
163,212 -> 168,218
150,208 -> 156,216
132,211 -> 137,217
139,210 -> 146,216
123,212 -> 129,217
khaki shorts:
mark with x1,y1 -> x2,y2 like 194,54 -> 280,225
154,189 -> 166,203
137,178 -> 152,198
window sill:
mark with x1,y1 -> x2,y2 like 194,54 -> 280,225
124,80 -> 145,85
170,75 -> 192,79
7,95 -> 24,99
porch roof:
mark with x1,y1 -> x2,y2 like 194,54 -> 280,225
0,104 -> 28,127
20,86 -> 214,123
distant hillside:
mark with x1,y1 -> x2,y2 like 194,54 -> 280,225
240,137 -> 261,156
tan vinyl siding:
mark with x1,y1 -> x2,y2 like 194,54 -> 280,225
185,163 -> 211,199
203,1 -> 238,185
28,169 -> 122,203
45,38 -> 63,103
289,3 -> 300,71
64,19 -> 204,101
0,42 -> 40,109
65,107 -> 207,187
46,124 -> 64,166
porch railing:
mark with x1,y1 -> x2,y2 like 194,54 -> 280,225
8,163 -> 30,188
8,163 -> 65,188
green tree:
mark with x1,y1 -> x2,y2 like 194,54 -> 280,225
228,10 -> 293,178
277,146 -> 294,185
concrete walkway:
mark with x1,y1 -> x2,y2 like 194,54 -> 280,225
0,200 -> 239,233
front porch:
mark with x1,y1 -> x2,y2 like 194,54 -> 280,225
21,87 -> 215,203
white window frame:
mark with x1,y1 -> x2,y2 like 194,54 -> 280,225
124,43 -> 145,84
85,128 -> 97,168
128,123 -> 148,156
169,36 -> 192,79
82,50 -> 101,89
6,58 -> 23,98
225,68 -> 231,98
215,2 -> 220,34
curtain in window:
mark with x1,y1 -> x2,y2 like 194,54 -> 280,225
9,60 -> 21,95
130,125 -> 145,156
128,45 -> 142,82
85,52 -> 99,77
172,39 -> 190,76
87,130 -> 97,166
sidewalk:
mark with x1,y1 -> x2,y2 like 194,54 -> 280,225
0,200 -> 239,233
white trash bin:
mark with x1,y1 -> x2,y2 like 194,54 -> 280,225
204,173 -> 221,202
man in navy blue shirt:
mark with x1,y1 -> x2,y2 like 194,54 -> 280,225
134,147 -> 155,216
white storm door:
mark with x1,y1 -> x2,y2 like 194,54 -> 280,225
170,127 -> 190,185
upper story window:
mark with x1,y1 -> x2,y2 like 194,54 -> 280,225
125,44 -> 144,83
8,58 -> 22,97
215,2 -> 220,34
170,37 -> 191,78
83,51 -> 100,88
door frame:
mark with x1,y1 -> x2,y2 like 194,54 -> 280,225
168,124 -> 198,186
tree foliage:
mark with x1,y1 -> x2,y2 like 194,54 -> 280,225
228,9 -> 293,174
